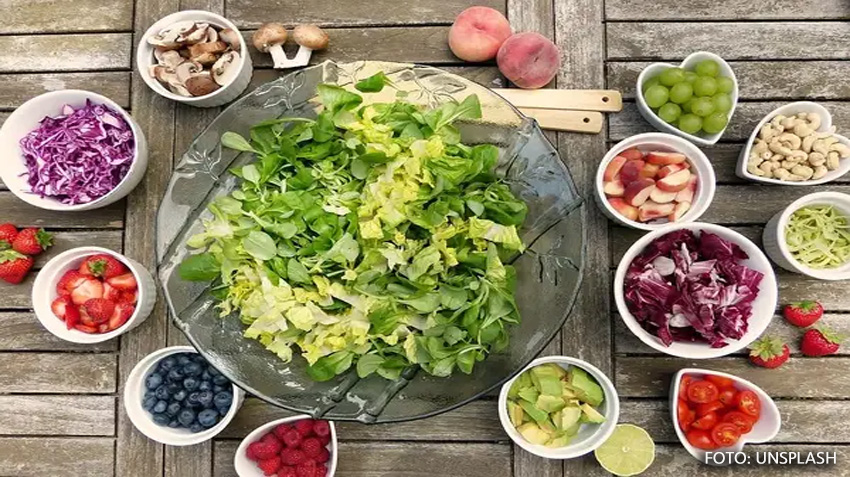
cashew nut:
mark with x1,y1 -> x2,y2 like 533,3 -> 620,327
780,116 -> 798,130
808,151 -> 826,166
772,168 -> 791,180
754,140 -> 769,154
781,159 -> 799,169
828,151 -> 841,170
770,153 -> 784,162
802,134 -> 817,153
813,165 -> 829,180
769,140 -> 794,156
791,164 -> 814,180
759,161 -> 777,175
805,113 -> 822,130
759,125 -> 779,142
770,115 -> 787,129
830,142 -> 850,158
748,163 -> 766,176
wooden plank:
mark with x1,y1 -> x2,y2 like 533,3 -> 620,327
213,440 -> 513,477
606,0 -> 850,21
219,398 -> 504,441
616,357 -> 850,398
701,184 -> 850,224
607,22 -> 850,61
0,33 -> 132,73
0,352 -> 116,393
227,0 -> 504,28
0,437 -> 115,476
0,395 -> 115,436
645,444 -> 847,476
0,311 -> 117,351
608,61 -> 850,101
0,273 -> 41,309
0,192 -> 124,228
0,72 -> 131,109
1,0 -> 133,34
32,230 -> 124,268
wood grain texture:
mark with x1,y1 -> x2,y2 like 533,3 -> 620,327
0,353 -> 116,393
0,395 -> 115,436
617,357 -> 850,398
0,34 -> 132,72
1,0 -> 133,34
227,0 -> 504,28
0,192 -> 124,228
700,184 -> 850,224
606,0 -> 850,21
607,22 -> 850,61
0,72 -> 130,109
648,444 -> 847,476
0,437 -> 115,476
0,311 -> 117,351
31,230 -> 123,268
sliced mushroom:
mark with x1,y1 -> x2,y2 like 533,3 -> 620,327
147,34 -> 181,50
169,82 -> 193,97
219,28 -> 242,51
185,72 -> 221,96
162,21 -> 198,40
181,23 -> 210,44
159,50 -> 185,70
205,27 -> 219,43
212,51 -> 240,86
252,23 -> 289,68
175,61 -> 204,83
189,41 -> 228,57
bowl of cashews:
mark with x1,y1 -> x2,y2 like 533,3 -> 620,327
737,101 -> 850,185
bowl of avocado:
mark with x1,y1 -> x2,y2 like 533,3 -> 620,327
498,356 -> 619,459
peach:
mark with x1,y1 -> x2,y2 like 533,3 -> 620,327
603,180 -> 625,197
620,160 -> 646,185
656,169 -> 691,192
448,7 -> 512,62
496,32 -> 560,89
669,201 -> 691,222
620,148 -> 644,161
604,155 -> 627,182
649,188 -> 677,204
638,200 -> 676,222
623,177 -> 655,207
675,175 -> 698,203
608,198 -> 639,221
657,163 -> 689,178
646,151 -> 686,166
640,163 -> 660,179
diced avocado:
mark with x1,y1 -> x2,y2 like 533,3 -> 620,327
568,367 -> 604,407
509,371 -> 533,399
561,382 -> 577,399
562,420 -> 581,437
580,403 -> 606,424
517,386 -> 539,404
539,363 -> 567,378
539,418 -> 557,435
507,400 -> 526,427
518,422 -> 550,445
530,365 -> 563,396
519,399 -> 549,424
546,434 -> 573,448
556,405 -> 582,431
536,395 -> 566,413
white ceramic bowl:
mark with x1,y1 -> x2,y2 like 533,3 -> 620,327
0,90 -> 148,211
736,102 -> 850,185
763,191 -> 850,280
595,132 -> 716,230
636,51 -> 738,146
124,345 -> 245,446
498,356 -> 620,460
32,246 -> 156,344
137,10 -> 253,108
234,416 -> 339,476
615,223 -> 778,359
670,368 -> 781,464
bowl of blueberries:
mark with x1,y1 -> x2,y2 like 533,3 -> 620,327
124,345 -> 245,445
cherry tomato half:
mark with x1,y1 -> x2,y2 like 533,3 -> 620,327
705,375 -> 735,389
736,390 -> 761,418
686,429 -> 718,450
722,411 -> 756,433
696,400 -> 725,417
687,380 -> 719,404
718,387 -> 738,407
692,411 -> 719,430
679,375 -> 694,401
711,423 -> 742,447
677,399 -> 695,431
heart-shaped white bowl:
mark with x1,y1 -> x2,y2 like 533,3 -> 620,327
736,102 -> 850,185
636,51 -> 739,146
670,368 -> 781,464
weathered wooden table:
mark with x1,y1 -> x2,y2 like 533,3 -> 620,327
2,0 -> 850,475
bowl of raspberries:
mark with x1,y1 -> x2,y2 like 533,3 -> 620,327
124,345 -> 245,446
235,416 -> 337,477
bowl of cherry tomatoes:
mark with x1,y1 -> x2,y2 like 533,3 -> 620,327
671,368 -> 780,463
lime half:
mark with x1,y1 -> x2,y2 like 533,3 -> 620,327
594,424 -> 655,476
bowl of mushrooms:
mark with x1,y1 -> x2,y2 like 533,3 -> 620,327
737,102 -> 850,185
137,10 -> 252,108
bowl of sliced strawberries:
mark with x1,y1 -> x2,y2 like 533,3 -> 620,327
595,132 -> 716,230
32,246 -> 156,343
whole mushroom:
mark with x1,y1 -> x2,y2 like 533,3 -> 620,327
252,23 -> 289,68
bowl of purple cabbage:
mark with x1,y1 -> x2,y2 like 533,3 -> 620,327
614,222 -> 778,359
0,90 -> 148,211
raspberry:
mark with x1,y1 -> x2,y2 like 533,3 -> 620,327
315,463 -> 328,477
262,432 -> 283,453
314,447 -> 330,464
258,456 -> 282,476
253,441 -> 279,460
283,429 -> 302,448
312,420 -> 330,438
247,441 -> 267,461
296,461 -> 316,477
281,448 -> 307,466
277,466 -> 297,477
294,419 -> 315,437
300,437 -> 323,458
316,433 -> 331,446
274,423 -> 293,440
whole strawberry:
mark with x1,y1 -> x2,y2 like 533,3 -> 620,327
0,250 -> 34,284
12,228 -> 52,255
800,327 -> 844,357
749,336 -> 790,368
0,223 -> 18,248
783,300 -> 824,327
80,254 -> 128,279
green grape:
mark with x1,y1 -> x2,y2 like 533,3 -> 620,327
659,67 -> 686,87
682,98 -> 695,113
703,112 -> 729,134
642,76 -> 660,93
669,82 -> 693,104
644,85 -> 669,109
693,76 -> 718,97
712,93 -> 733,113
716,76 -> 734,94
691,97 -> 715,117
678,114 -> 703,134
695,59 -> 720,77
658,103 -> 682,123
683,71 -> 699,83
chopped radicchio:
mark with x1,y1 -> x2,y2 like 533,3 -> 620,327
624,229 -> 763,348
19,100 -> 135,205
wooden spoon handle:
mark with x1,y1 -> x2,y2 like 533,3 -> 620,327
518,108 -> 603,134
495,89 -> 622,112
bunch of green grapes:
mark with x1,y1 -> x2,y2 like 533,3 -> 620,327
642,59 -> 734,135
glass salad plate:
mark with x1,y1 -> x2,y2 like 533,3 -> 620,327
156,60 -> 586,423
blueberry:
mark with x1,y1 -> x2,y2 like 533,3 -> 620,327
213,374 -> 229,386
197,390 -> 214,408
183,362 -> 202,377
153,400 -> 168,414
154,385 -> 170,400
218,406 -> 229,417
158,357 -> 177,372
142,396 -> 157,411
166,402 -> 182,417
167,368 -> 185,382
198,381 -> 212,392
192,354 -> 207,364
213,385 -> 226,394
201,370 -> 212,381
176,354 -> 191,366
166,383 -> 181,395
172,389 -> 187,402
168,419 -> 180,428
213,391 -> 233,410
183,377 -> 199,392
144,390 -> 156,400
207,366 -> 220,377
145,372 -> 163,390
178,408 -> 196,427
190,422 -> 203,433
186,391 -> 201,408
152,413 -> 170,426
197,409 -> 219,428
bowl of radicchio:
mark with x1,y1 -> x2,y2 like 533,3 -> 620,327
0,90 -> 148,211
614,222 -> 778,359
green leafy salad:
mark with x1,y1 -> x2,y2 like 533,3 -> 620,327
179,73 -> 529,381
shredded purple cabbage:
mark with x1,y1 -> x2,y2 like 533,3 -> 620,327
624,229 -> 764,348
19,100 -> 135,205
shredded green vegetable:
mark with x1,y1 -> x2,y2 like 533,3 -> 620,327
785,205 -> 850,269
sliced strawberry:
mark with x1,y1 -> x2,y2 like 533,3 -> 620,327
103,283 -> 122,302
64,305 -> 80,330
107,304 -> 134,331
58,270 -> 88,297
51,296 -> 74,320
79,307 -> 96,327
83,298 -> 116,324
74,324 -> 98,334
70,278 -> 104,306
118,290 -> 138,305
106,273 -> 137,291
